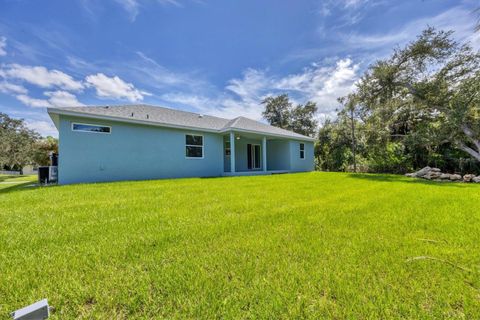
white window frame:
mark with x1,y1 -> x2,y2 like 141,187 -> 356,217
185,134 -> 204,159
71,122 -> 111,134
300,143 -> 305,159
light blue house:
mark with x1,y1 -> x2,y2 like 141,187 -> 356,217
48,105 -> 315,184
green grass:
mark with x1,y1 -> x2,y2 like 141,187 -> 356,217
1,172 -> 479,319
0,174 -> 36,192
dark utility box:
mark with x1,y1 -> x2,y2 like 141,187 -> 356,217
38,167 -> 50,184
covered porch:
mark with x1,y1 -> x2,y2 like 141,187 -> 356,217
222,131 -> 291,176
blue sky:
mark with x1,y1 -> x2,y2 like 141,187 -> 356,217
0,0 -> 479,136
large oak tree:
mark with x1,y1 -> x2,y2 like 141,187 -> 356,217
347,28 -> 480,163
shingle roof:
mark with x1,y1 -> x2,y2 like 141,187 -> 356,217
48,104 -> 314,141
223,116 -> 311,139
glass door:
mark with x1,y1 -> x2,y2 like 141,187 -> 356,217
247,144 -> 261,170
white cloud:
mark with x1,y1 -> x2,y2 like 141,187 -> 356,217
114,0 -> 140,21
113,0 -> 185,21
1,64 -> 84,91
341,7 -> 480,51
16,94 -> 52,108
162,58 -> 359,121
15,90 -> 83,108
292,4 -> 479,64
85,73 -> 149,102
44,91 -> 83,107
0,61 -> 150,107
318,0 -> 366,16
134,51 -> 202,87
25,120 -> 58,137
277,59 -> 358,107
0,36 -> 6,56
0,81 -> 27,94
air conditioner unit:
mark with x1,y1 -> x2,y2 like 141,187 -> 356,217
48,166 -> 58,182
38,166 -> 58,184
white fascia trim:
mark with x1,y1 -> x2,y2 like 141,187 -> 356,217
222,128 -> 315,142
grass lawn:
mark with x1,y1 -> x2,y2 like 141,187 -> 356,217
1,172 -> 479,319
0,174 -> 37,191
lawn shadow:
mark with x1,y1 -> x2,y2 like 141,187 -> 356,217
0,181 -> 41,195
0,175 -> 23,182
347,173 -> 470,188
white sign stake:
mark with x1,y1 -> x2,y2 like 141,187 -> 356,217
11,299 -> 49,320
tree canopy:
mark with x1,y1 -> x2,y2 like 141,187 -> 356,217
261,94 -> 318,137
0,113 -> 57,171
316,28 -> 480,174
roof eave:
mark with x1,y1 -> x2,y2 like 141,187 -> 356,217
47,108 -> 221,133
220,127 -> 315,142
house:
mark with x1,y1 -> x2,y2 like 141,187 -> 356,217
22,164 -> 38,175
47,105 -> 315,184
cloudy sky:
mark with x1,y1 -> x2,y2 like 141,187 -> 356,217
0,0 -> 479,136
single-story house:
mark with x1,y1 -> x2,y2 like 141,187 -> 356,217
47,105 -> 315,184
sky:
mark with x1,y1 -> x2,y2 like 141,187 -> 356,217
0,0 -> 479,137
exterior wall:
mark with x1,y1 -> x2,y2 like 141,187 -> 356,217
234,137 -> 263,172
58,115 -> 224,184
266,140 -> 290,171
289,140 -> 315,172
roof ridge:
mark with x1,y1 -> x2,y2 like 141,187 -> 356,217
229,116 -> 242,127
221,116 -> 243,130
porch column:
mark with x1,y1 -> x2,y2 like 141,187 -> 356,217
262,136 -> 267,172
230,131 -> 236,173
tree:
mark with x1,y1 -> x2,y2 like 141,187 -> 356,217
350,27 -> 480,163
262,94 -> 318,136
315,118 -> 355,171
33,136 -> 58,166
261,94 -> 292,129
290,101 -> 318,137
338,95 -> 358,172
0,113 -> 40,171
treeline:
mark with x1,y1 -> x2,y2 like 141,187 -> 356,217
0,113 -> 58,173
263,28 -> 480,175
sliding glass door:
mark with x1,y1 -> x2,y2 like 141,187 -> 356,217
247,144 -> 261,170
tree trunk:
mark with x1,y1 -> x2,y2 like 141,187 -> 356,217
459,125 -> 480,162
459,143 -> 480,162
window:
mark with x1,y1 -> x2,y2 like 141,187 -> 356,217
300,143 -> 305,159
186,134 -> 203,158
72,123 -> 111,134
225,141 -> 231,156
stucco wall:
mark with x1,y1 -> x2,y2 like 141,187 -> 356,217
289,140 -> 315,172
266,139 -> 290,171
58,115 -> 224,184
